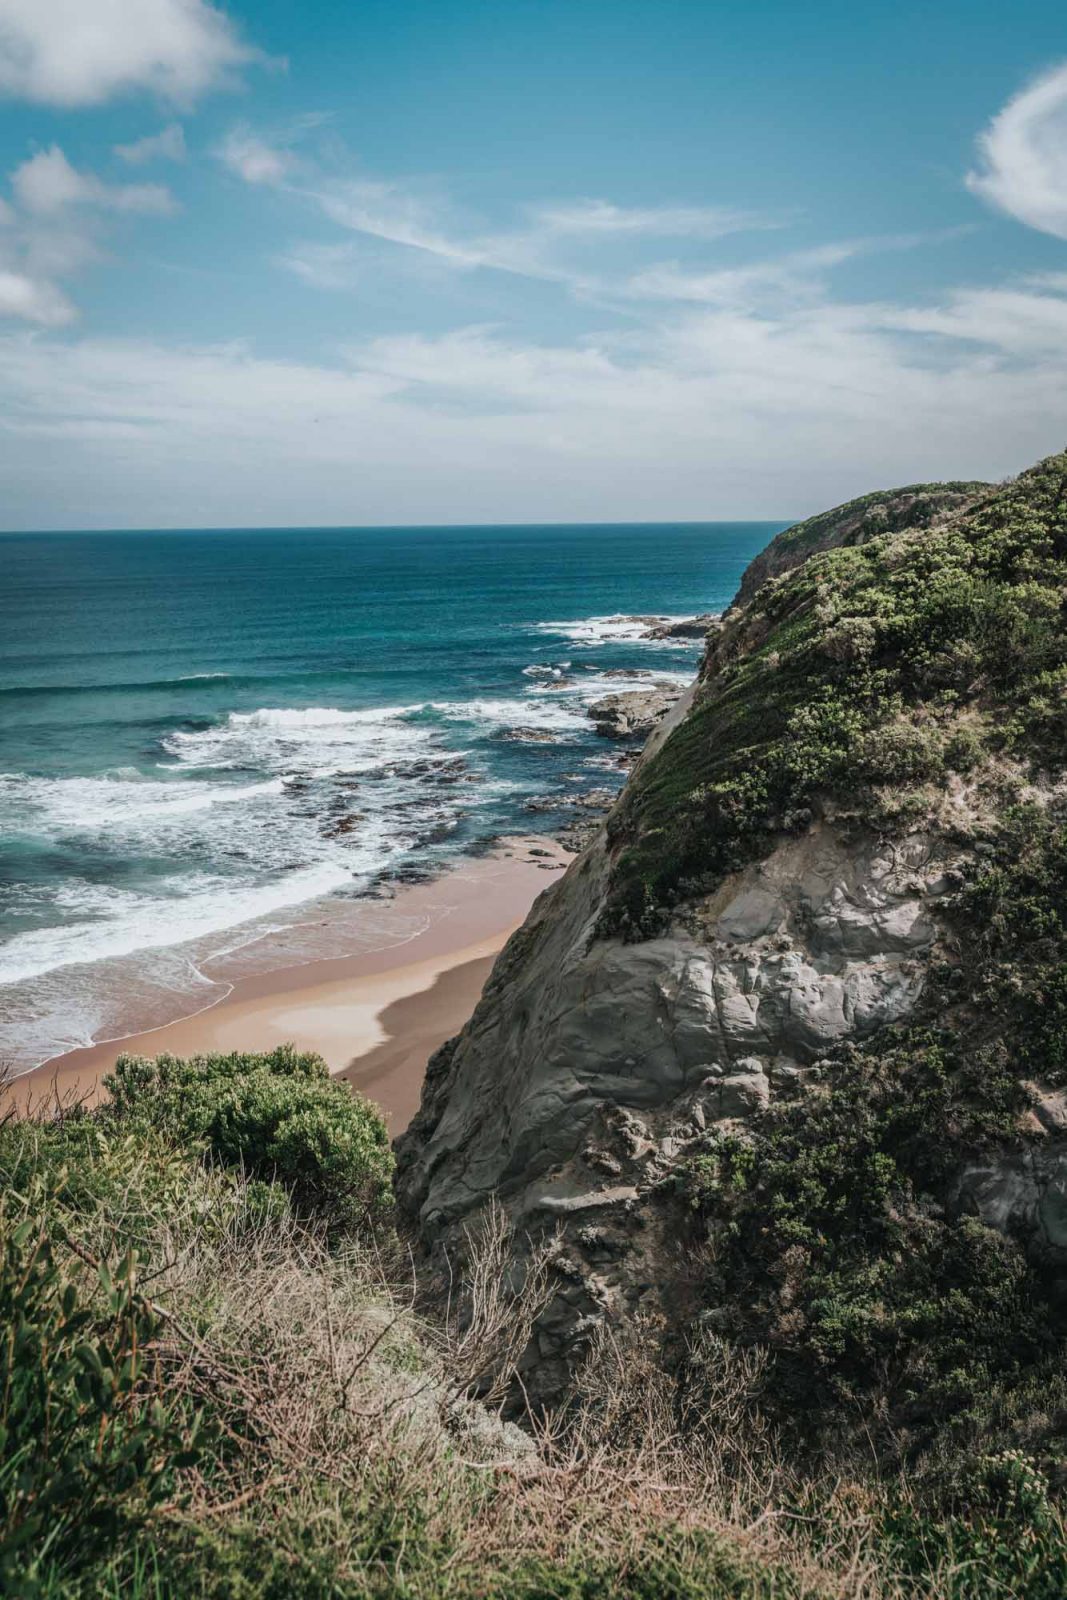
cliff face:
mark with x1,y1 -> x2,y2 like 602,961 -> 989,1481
397,453 -> 1067,1449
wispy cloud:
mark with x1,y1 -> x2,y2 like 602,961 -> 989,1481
0,0 -> 264,109
528,199 -> 775,240
2,268 -> 1065,526
308,178 -> 478,262
276,240 -> 362,290
968,60 -> 1067,240
217,126 -> 297,187
624,243 -> 862,306
114,123 -> 186,166
875,282 -> 1067,357
222,135 -> 779,293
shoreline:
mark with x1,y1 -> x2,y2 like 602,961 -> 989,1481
7,837 -> 568,1132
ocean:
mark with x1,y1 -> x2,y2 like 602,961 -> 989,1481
0,521 -> 780,1070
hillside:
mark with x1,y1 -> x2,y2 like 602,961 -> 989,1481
398,450 -> 1067,1465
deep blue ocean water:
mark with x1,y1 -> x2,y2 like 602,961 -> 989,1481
0,522 -> 780,1066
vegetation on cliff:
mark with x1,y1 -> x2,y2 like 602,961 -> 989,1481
8,1044 -> 1067,1597
733,481 -> 989,606
604,452 -> 1067,936
0,1052 -> 974,1599
594,452 -> 1067,1560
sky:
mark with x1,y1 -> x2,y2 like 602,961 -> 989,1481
0,0 -> 1065,529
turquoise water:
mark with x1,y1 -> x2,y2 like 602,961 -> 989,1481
0,522 -> 779,1066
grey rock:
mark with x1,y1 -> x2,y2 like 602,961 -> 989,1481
588,687 -> 683,740
395,806 -> 951,1405
642,614 -> 720,640
954,1148 -> 1067,1253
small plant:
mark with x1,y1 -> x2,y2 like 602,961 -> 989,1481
0,1196 -> 204,1591
106,1044 -> 394,1230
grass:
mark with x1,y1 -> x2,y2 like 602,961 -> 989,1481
4,1056 -> 1067,1596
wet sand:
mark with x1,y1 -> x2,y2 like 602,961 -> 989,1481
7,839 -> 566,1132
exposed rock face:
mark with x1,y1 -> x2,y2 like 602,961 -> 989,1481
397,775 -> 953,1400
587,686 -> 682,738
954,1149 -> 1067,1253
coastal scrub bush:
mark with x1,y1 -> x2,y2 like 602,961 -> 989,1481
0,1191 -> 204,1591
8,1047 -> 1067,1593
105,1045 -> 394,1230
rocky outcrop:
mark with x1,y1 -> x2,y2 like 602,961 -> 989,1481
587,686 -> 682,738
642,614 -> 719,640
396,453 -> 1067,1417
396,792 -> 956,1400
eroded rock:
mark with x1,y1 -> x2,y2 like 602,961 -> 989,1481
396,817 -> 949,1404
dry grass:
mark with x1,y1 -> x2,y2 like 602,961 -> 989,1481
0,1096 -> 1011,1596
114,1190 -> 934,1599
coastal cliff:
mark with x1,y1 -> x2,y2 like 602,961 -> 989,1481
397,452 -> 1067,1456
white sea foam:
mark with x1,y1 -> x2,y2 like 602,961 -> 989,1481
522,662 -> 572,680
532,614 -> 702,648
0,862 -> 354,986
425,697 -> 588,734
0,772 -> 285,831
0,703 -> 486,993
0,681 -> 612,1037
162,704 -> 428,771
524,669 -> 693,700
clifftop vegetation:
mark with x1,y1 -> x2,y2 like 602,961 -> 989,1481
604,453 -> 1066,936
734,480 -> 989,607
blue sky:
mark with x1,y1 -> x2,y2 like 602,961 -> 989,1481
0,0 -> 1065,528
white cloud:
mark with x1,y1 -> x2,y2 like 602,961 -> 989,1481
625,244 -> 861,306
307,185 -> 780,288
876,283 -> 1067,356
530,199 -> 774,240
217,125 -> 295,186
12,146 -> 175,215
0,145 -> 177,326
114,123 -> 186,165
0,272 -> 1064,528
0,267 -> 73,324
222,141 -> 778,294
0,0 -> 259,108
305,178 -> 481,265
968,61 -> 1067,240
278,240 -> 361,289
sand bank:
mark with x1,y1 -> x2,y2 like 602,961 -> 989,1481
8,839 -> 566,1132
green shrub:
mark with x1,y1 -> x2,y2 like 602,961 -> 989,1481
105,1045 -> 394,1230
0,1196 -> 205,1593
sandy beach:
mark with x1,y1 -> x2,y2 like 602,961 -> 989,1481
8,838 -> 567,1132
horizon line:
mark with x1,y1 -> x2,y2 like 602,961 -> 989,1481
0,515 -> 795,537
